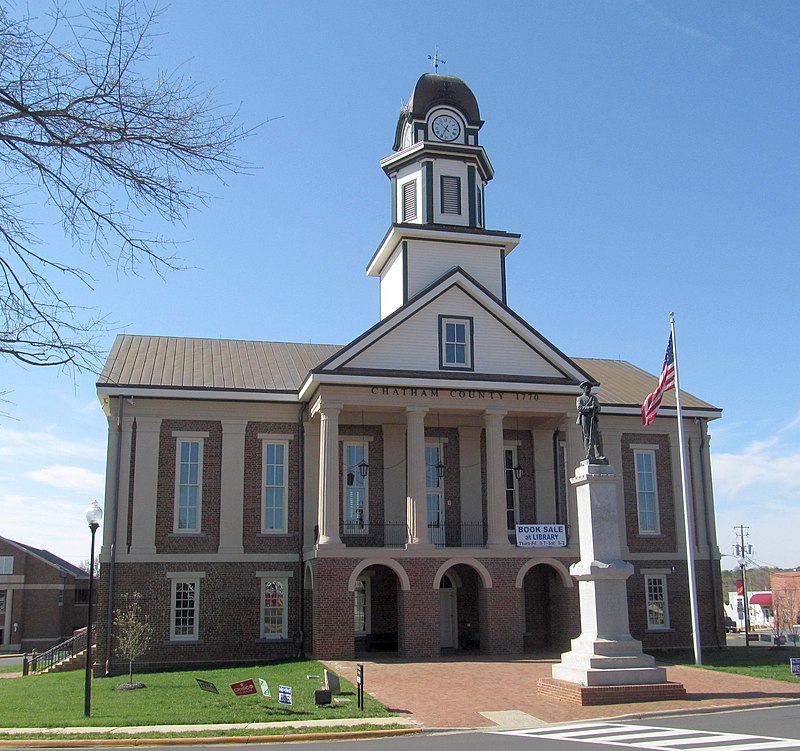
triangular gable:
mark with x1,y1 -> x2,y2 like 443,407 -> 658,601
316,267 -> 593,386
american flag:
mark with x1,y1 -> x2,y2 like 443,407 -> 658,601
641,334 -> 675,426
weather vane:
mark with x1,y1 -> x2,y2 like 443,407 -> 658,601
428,48 -> 446,73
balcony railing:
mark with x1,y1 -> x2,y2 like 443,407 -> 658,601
429,521 -> 486,548
340,521 -> 409,547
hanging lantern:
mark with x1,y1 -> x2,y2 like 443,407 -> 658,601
436,460 -> 446,479
358,459 -> 369,478
514,464 -> 524,481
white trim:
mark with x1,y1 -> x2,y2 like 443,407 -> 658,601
97,386 -> 299,403
630,444 -> 660,451
259,575 -> 289,640
640,568 -> 672,575
171,430 -> 209,438
645,574 -> 670,630
337,435 -> 374,443
440,316 -> 473,370
633,448 -> 660,535
0,557 -> 12,575
257,433 -> 295,441
354,576 -> 371,636
170,577 -> 200,642
343,441 -> 370,533
174,436 -> 204,534
261,439 -> 289,534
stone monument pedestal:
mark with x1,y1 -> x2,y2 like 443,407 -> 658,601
541,461 -> 685,705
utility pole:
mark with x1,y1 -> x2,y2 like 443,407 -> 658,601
735,525 -> 752,646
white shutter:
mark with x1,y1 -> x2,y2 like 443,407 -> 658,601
402,181 -> 417,221
441,176 -> 461,215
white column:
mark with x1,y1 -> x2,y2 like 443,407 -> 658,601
317,406 -> 342,546
484,409 -> 511,547
219,419 -> 247,555
128,417 -> 161,556
405,406 -> 430,546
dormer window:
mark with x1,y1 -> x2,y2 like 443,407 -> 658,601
441,176 -> 461,215
439,315 -> 473,370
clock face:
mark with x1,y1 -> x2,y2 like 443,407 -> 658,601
432,114 -> 461,142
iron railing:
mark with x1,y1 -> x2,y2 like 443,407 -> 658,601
23,626 -> 93,675
340,521 -> 409,547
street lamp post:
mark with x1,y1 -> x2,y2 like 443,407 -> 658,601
84,501 -> 103,717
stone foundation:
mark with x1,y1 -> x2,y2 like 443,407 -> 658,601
538,677 -> 687,705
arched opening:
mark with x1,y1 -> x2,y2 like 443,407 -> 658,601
521,562 -> 578,655
352,563 -> 404,655
436,562 -> 485,652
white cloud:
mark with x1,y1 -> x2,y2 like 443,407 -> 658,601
711,415 -> 800,568
27,465 -> 105,492
0,427 -> 105,461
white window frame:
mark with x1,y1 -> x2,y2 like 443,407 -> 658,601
354,575 -> 371,636
258,573 -> 289,640
343,441 -> 370,534
0,557 -> 12,575
645,574 -> 670,630
504,444 -> 520,534
439,316 -> 473,370
426,441 -> 445,546
262,439 -> 289,534
169,575 -> 202,641
173,432 -> 207,534
633,448 -> 660,535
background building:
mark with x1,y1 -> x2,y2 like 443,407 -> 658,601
0,536 -> 90,653
94,74 -> 724,674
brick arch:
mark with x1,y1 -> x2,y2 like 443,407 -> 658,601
433,558 -> 492,589
515,558 -> 573,589
347,558 -> 411,592
303,562 -> 314,590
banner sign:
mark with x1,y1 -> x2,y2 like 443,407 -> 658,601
195,679 -> 219,694
516,524 -> 567,548
230,679 -> 257,696
259,678 -> 271,697
278,685 -> 293,705
790,658 -> 800,675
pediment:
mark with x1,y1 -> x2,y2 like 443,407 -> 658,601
316,268 -> 592,388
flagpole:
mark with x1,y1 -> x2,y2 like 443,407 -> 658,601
670,311 -> 702,666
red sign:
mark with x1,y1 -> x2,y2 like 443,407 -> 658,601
230,679 -> 257,696
736,579 -> 744,596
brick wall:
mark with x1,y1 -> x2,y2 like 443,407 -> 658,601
155,420 -> 222,554
621,433 -> 677,553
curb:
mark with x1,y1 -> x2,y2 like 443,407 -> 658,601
0,727 -> 423,748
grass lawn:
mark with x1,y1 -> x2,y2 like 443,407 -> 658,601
655,646 -> 800,683
0,660 -> 393,728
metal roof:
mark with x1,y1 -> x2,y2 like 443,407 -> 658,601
98,335 -> 718,412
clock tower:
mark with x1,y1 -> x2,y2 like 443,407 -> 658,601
367,73 -> 520,319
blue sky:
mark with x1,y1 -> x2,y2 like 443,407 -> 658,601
1,0 -> 798,572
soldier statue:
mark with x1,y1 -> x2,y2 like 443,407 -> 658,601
576,381 -> 606,463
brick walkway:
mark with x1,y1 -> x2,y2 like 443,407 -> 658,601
323,656 -> 800,729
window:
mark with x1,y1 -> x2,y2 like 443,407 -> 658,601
476,184 -> 483,227
0,557 -> 12,574
170,579 -> 200,641
402,181 -> 417,222
440,175 -> 461,215
354,577 -> 371,635
439,316 -> 473,370
262,441 -> 288,533
504,447 -> 520,533
634,449 -> 659,534
426,443 -> 445,546
175,438 -> 203,533
343,442 -> 368,534
645,575 -> 669,630
261,578 -> 288,639
74,584 -> 89,605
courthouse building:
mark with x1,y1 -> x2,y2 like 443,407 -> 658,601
95,73 -> 724,674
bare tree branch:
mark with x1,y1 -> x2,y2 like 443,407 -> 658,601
0,0 -> 253,369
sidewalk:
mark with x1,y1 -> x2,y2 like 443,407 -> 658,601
323,656 -> 800,728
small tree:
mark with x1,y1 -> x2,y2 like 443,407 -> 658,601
114,592 -> 154,687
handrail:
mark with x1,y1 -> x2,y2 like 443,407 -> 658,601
23,625 -> 93,675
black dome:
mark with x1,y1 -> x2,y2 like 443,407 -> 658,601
407,74 -> 482,125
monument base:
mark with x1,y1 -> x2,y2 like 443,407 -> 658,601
537,677 -> 687,706
552,636 -> 668,686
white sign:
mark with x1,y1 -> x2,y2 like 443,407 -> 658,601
278,685 -> 293,705
259,678 -> 271,697
516,524 -> 567,548
790,658 -> 800,675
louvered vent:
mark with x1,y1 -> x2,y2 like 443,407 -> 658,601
441,176 -> 461,214
402,181 -> 417,221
